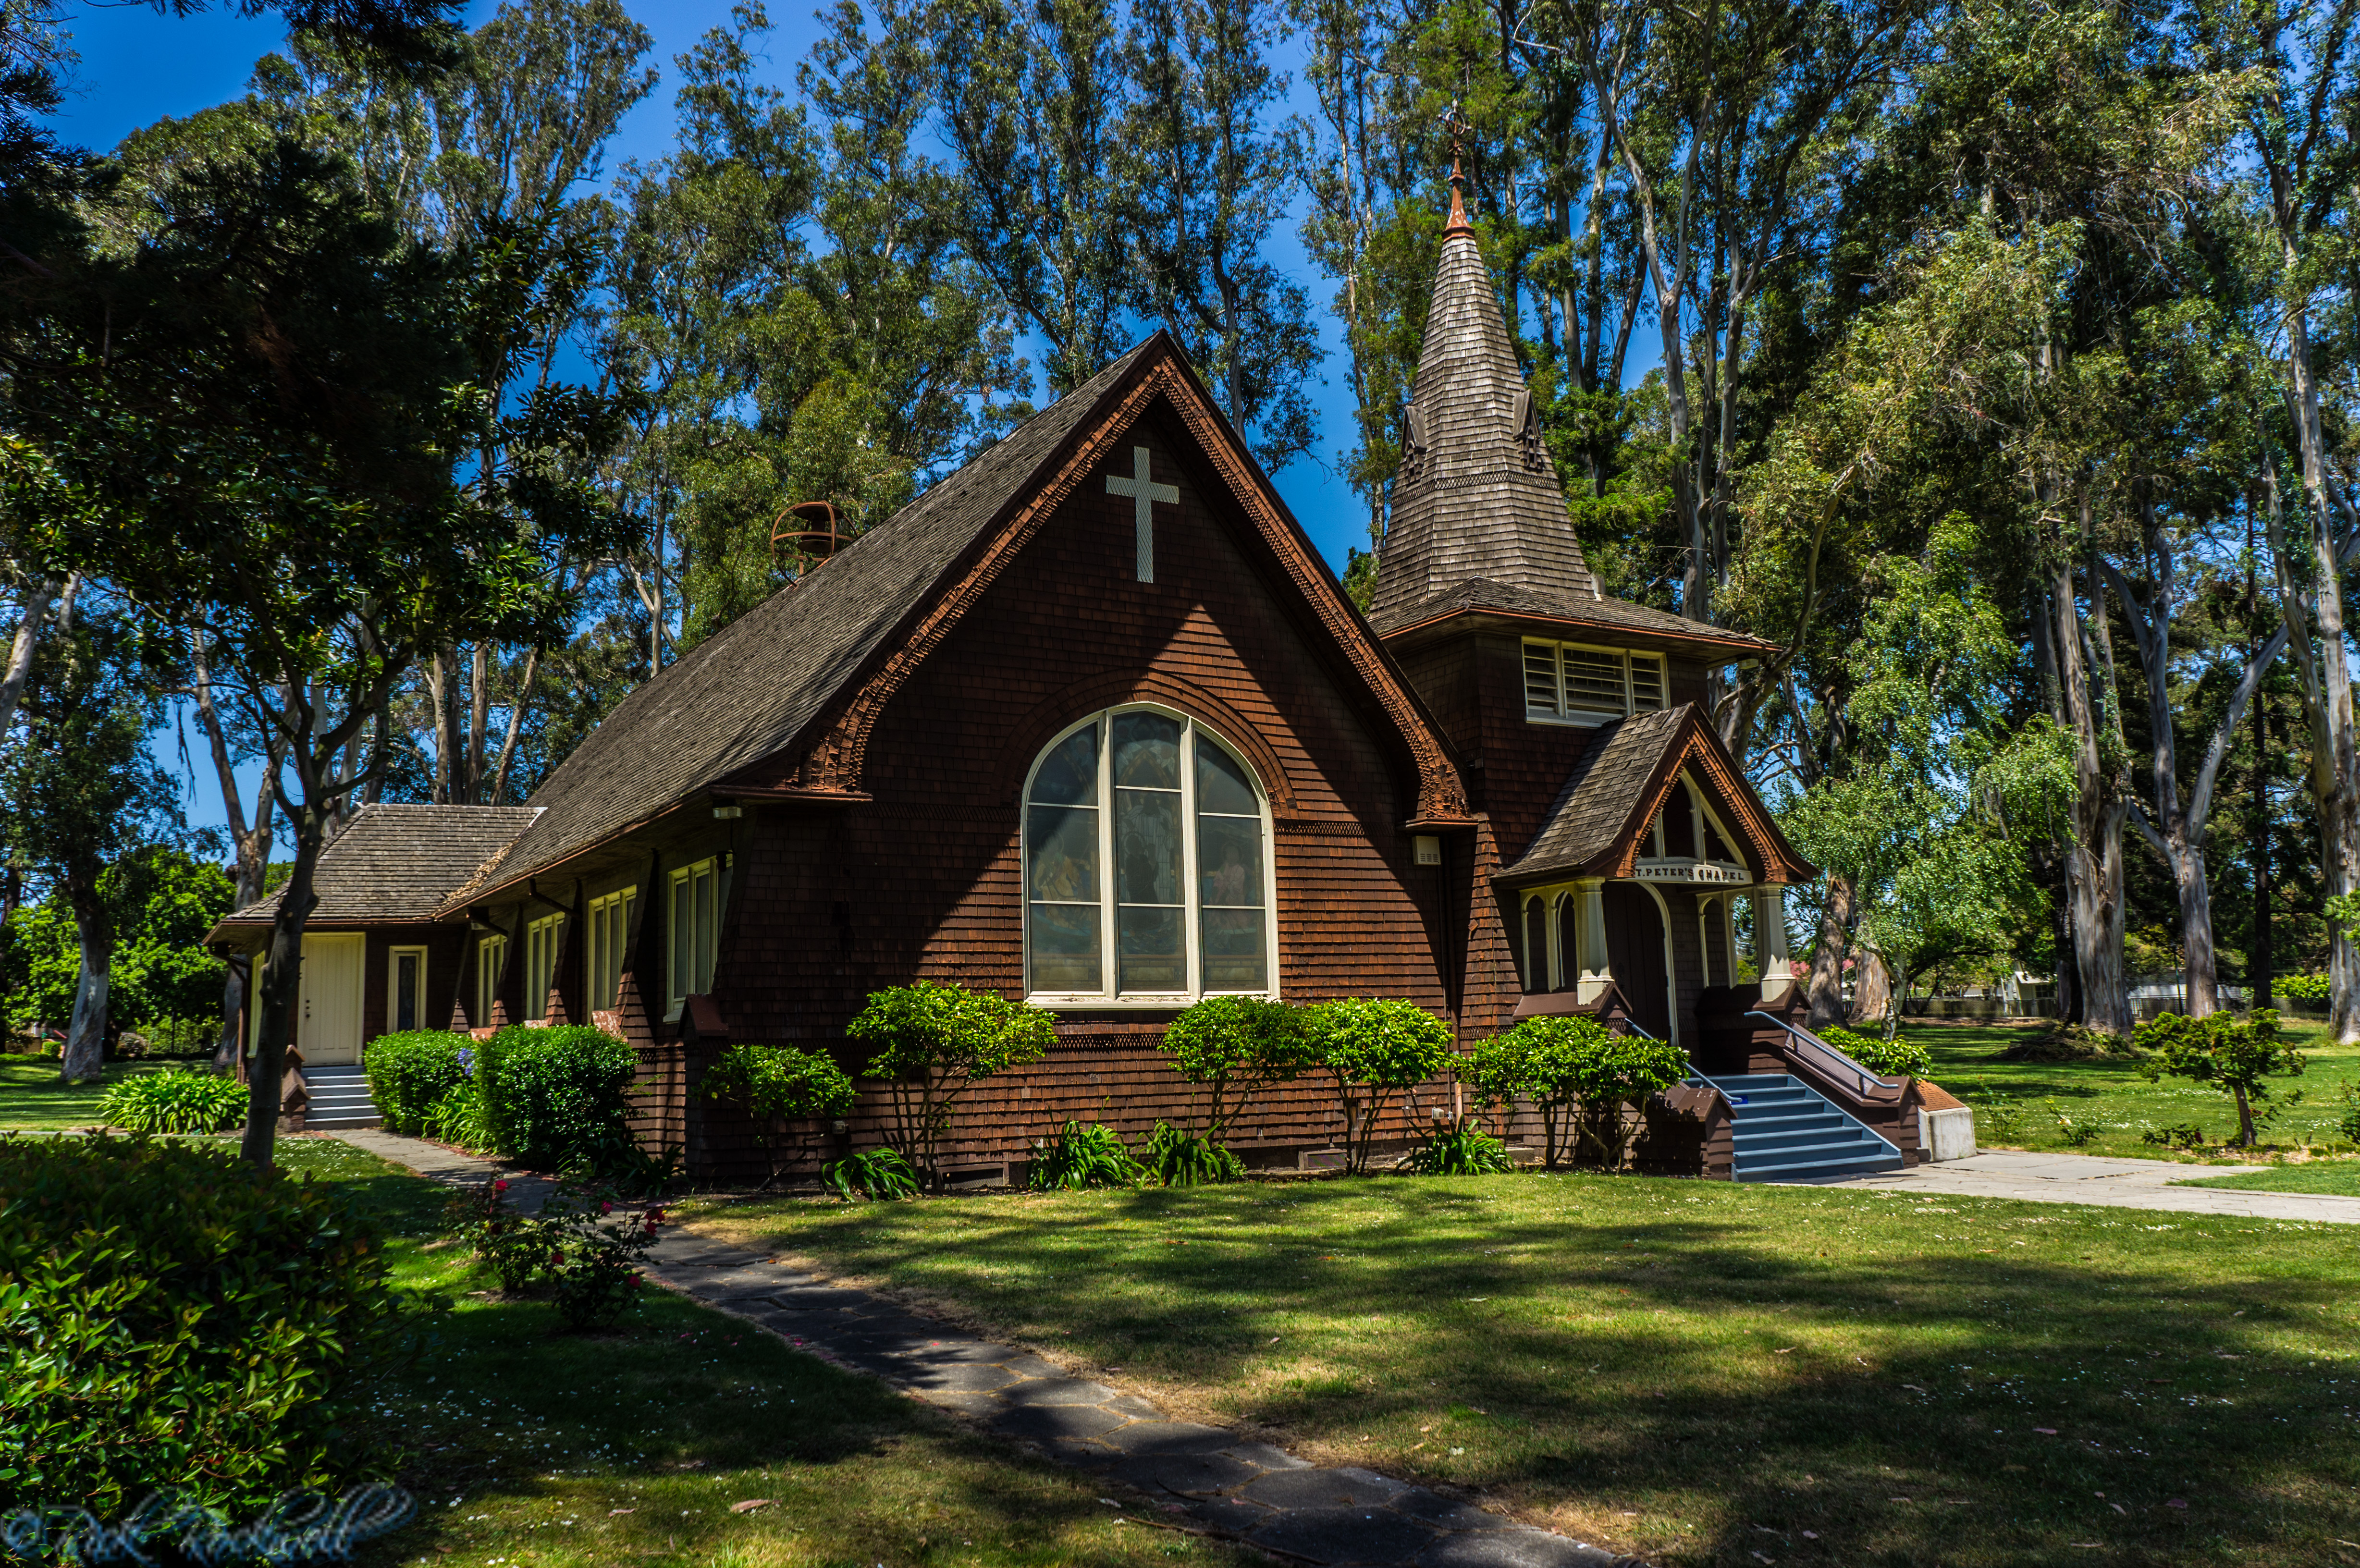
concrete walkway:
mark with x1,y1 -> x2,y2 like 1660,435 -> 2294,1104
1807,1149 -> 2360,1223
330,1129 -> 1640,1568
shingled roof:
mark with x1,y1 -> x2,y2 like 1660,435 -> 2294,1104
451,341 -> 1158,899
211,804 -> 541,935
1500,707 -> 1691,884
1367,197 -> 1600,625
1370,576 -> 1781,652
1499,703 -> 1814,885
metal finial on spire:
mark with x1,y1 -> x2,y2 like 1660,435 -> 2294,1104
1438,102 -> 1476,239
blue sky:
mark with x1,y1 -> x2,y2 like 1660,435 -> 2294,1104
48,0 -> 1394,843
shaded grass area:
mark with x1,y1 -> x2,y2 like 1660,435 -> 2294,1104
710,1174 -> 2360,1567
0,1054 -> 194,1129
251,1139 -> 1254,1568
2172,1163 -> 2360,1196
1905,1020 -> 2360,1162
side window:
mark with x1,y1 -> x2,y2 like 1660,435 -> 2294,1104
668,858 -> 725,1008
588,888 -> 637,1012
475,934 -> 507,1028
389,946 -> 427,1033
524,914 -> 565,1024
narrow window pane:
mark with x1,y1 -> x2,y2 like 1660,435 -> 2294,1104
695,868 -> 717,994
1524,899 -> 1547,990
1196,815 -> 1262,907
1523,642 -> 1560,714
1026,805 -> 1099,902
1111,711 -> 1181,788
396,954 -> 419,1032
1199,908 -> 1265,991
1031,726 -> 1098,805
1118,905 -> 1186,992
1194,739 -> 1258,815
1115,788 -> 1182,905
1554,895 -> 1577,993
1028,903 -> 1102,991
671,878 -> 691,1000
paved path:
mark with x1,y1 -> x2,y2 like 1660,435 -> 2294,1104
1807,1149 -> 2360,1223
330,1130 -> 1640,1568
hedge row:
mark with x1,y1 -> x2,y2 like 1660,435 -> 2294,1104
364,1025 -> 634,1170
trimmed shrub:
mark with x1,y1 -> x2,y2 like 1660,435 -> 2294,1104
1306,998 -> 1455,1174
704,1043 -> 856,1188
848,981 -> 1056,1186
1160,996 -> 1317,1141
1468,1016 -> 1617,1168
2279,972 -> 2330,1003
480,1025 -> 635,1171
2137,1008 -> 2305,1147
98,1066 -> 246,1134
1818,1023 -> 1932,1078
1026,1120 -> 1143,1190
0,1136 -> 401,1517
364,1029 -> 473,1136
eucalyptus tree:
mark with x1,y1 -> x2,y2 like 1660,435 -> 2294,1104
1120,0 -> 1319,468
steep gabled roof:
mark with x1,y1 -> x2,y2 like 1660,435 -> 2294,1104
454,343 -> 1157,900
209,804 -> 541,938
1498,703 -> 1813,886
451,333 -> 1474,907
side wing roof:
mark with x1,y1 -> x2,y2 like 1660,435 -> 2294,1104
206,804 -> 542,942
1497,703 -> 1812,886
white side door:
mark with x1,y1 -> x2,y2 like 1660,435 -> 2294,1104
298,934 -> 366,1066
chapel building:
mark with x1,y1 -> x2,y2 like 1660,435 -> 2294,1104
214,179 -> 1946,1182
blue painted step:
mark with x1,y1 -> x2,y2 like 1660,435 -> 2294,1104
1707,1072 -> 1903,1182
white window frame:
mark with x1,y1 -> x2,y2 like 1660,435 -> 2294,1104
587,888 -> 636,1014
1021,703 -> 1280,1009
1522,638 -> 1669,726
667,857 -> 726,1016
388,945 -> 429,1035
475,934 -> 507,1028
524,913 -> 565,1024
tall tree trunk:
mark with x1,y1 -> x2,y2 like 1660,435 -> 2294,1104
1806,874 -> 1855,1029
1848,947 -> 1890,1027
2252,676 -> 2272,1008
241,810 -> 329,1167
2048,556 -> 2132,1033
190,629 -> 281,1071
487,646 -> 541,806
0,571 -> 63,746
60,861 -> 111,1083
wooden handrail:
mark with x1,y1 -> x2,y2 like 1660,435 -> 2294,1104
1745,1010 -> 1905,1105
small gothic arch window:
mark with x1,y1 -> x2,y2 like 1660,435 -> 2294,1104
1522,894 -> 1548,991
1024,706 -> 1275,1003
1553,893 -> 1578,992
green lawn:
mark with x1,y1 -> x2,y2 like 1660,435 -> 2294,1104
2171,1164 -> 2360,1196
233,1137 -> 1254,1568
0,1054 -> 196,1129
704,1174 -> 2360,1567
1904,1019 -> 2360,1163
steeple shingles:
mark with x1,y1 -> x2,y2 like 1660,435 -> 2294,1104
1367,211 -> 1599,629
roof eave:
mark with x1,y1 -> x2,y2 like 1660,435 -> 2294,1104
1378,602 -> 1781,658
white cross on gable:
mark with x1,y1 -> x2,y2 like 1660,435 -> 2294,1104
1105,444 -> 1178,583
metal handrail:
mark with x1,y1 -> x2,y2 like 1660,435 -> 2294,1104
1745,1011 -> 1905,1105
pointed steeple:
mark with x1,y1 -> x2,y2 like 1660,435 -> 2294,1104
1368,158 -> 1598,629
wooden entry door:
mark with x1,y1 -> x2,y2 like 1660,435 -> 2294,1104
298,934 -> 366,1065
1603,883 -> 1672,1042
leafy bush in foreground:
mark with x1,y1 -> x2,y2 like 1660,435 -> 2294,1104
849,981 -> 1055,1187
0,1135 -> 400,1516
364,1029 -> 473,1135
98,1066 -> 246,1134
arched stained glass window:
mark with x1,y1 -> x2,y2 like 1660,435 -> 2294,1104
1024,707 -> 1275,1002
